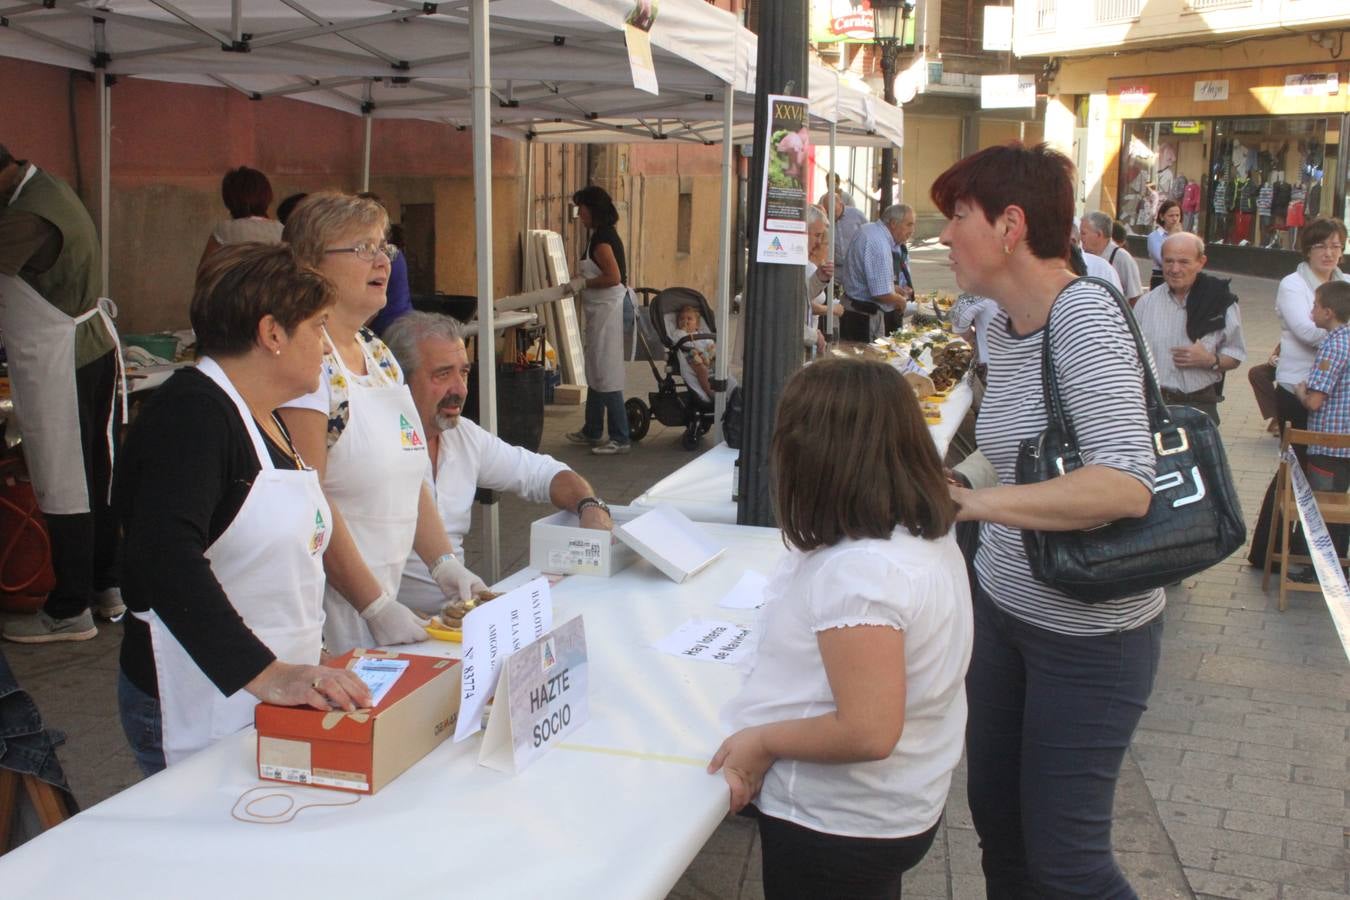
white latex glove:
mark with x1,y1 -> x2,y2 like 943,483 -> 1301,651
360,592 -> 430,645
567,275 -> 587,295
431,554 -> 490,603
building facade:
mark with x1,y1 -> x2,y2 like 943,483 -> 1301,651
1016,0 -> 1349,268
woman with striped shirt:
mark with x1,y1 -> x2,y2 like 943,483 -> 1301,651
932,143 -> 1164,899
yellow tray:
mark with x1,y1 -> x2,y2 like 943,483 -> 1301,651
424,621 -> 463,642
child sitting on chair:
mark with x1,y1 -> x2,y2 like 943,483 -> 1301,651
1296,280 -> 1350,562
671,303 -> 716,404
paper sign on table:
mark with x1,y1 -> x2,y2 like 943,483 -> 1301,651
479,616 -> 590,774
718,570 -> 769,610
349,656 -> 409,707
653,618 -> 756,666
454,577 -> 553,742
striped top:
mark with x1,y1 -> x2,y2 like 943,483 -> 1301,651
974,278 -> 1166,635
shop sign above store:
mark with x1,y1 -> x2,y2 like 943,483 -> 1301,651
983,6 -> 1014,52
1172,121 -> 1202,134
1193,80 -> 1229,102
1285,73 -> 1339,97
1118,86 -> 1149,105
981,73 -> 1036,110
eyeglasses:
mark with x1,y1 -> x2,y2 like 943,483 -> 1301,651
324,241 -> 397,262
1310,242 -> 1345,254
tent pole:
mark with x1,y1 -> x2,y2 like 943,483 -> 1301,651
97,66 -> 110,290
826,118 -> 836,340
470,0 -> 500,583
712,80 -> 734,443
361,113 -> 372,193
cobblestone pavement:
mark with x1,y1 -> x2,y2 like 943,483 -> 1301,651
4,250 -> 1346,900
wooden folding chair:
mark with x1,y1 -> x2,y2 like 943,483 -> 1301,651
0,767 -> 73,853
1261,428 -> 1350,611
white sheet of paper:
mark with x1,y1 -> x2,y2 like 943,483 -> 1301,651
454,577 -> 554,742
653,618 -> 756,666
349,657 -> 409,707
717,570 -> 769,610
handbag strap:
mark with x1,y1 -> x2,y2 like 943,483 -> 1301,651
1037,276 -> 1171,448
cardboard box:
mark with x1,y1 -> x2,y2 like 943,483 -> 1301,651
615,505 -> 726,583
530,505 -> 642,577
255,650 -> 460,794
552,384 -> 587,405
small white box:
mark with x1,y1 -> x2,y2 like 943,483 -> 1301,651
614,506 -> 727,583
530,505 -> 641,577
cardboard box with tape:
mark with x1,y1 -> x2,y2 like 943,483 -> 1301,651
255,649 -> 461,794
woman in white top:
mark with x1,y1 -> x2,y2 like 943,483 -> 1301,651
1274,217 -> 1348,436
1145,199 -> 1182,289
712,357 -> 972,899
198,166 -> 285,267
280,193 -> 486,655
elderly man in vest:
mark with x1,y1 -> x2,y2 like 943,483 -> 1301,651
0,144 -> 123,643
1133,232 -> 1246,423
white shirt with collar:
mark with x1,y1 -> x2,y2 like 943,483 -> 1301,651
1134,282 -> 1247,395
1082,251 -> 1123,292
1096,241 -> 1143,300
398,416 -> 569,613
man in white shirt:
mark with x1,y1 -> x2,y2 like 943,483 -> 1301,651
384,312 -> 613,612
1081,210 -> 1144,303
1133,232 -> 1246,423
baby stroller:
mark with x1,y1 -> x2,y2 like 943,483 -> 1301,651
625,287 -> 718,451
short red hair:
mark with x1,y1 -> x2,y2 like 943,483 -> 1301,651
930,142 -> 1075,262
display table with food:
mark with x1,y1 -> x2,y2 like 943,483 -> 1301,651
633,339 -> 975,525
0,521 -> 786,900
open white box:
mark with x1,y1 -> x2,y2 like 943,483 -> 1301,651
530,504 -> 643,577
614,506 -> 727,583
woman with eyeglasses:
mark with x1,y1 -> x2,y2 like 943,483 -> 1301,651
1274,218 -> 1348,439
279,192 -> 486,655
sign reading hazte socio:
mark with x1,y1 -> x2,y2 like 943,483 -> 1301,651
479,616 -> 590,773
755,94 -> 810,266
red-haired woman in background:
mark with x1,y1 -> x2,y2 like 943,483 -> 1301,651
199,166 -> 284,266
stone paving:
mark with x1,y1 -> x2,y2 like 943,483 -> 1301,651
3,249 -> 1347,900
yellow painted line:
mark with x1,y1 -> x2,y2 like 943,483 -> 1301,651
557,742 -> 707,768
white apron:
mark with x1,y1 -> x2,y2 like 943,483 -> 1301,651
135,356 -> 330,766
0,274 -> 125,514
319,333 -> 428,654
578,258 -> 627,393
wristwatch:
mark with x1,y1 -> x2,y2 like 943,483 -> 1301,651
576,496 -> 610,517
1210,355 -> 1222,372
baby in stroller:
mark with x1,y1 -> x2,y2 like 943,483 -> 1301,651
672,304 -> 717,404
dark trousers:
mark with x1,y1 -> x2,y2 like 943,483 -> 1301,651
43,351 -> 120,619
754,808 -> 939,900
1248,362 -> 1279,423
1249,386 -> 1312,566
581,387 -> 629,444
965,586 -> 1162,899
1306,454 -> 1350,558
838,306 -> 902,343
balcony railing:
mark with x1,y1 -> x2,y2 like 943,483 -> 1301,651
1185,0 -> 1251,9
1036,0 -> 1057,30
1094,0 -> 1141,22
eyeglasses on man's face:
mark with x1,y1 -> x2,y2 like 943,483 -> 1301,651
1310,242 -> 1345,255
324,240 -> 397,262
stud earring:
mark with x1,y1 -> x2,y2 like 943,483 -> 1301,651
1003,243 -> 1012,256
274,349 -> 282,356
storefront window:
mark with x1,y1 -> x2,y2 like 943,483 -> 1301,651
1118,116 -> 1341,252
1118,120 -> 1210,236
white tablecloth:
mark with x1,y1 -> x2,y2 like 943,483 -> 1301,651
0,523 -> 785,900
633,380 -> 975,524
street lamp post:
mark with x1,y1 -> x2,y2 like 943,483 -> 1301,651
873,0 -> 913,212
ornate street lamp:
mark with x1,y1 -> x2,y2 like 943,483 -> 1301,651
872,0 -> 914,211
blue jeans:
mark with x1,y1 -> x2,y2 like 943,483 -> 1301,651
965,585 -> 1162,899
117,670 -> 166,777
583,388 -> 630,444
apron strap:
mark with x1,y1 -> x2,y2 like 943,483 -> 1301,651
195,356 -> 276,471
73,297 -> 126,506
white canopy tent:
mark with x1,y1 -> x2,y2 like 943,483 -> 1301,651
1,0 -> 902,571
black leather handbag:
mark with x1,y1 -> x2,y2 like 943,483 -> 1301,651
1015,277 -> 1246,602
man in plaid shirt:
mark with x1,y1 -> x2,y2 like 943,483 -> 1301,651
1296,280 -> 1350,564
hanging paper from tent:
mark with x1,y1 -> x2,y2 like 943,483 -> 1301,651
755,94 -> 810,266
625,1 -> 659,95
